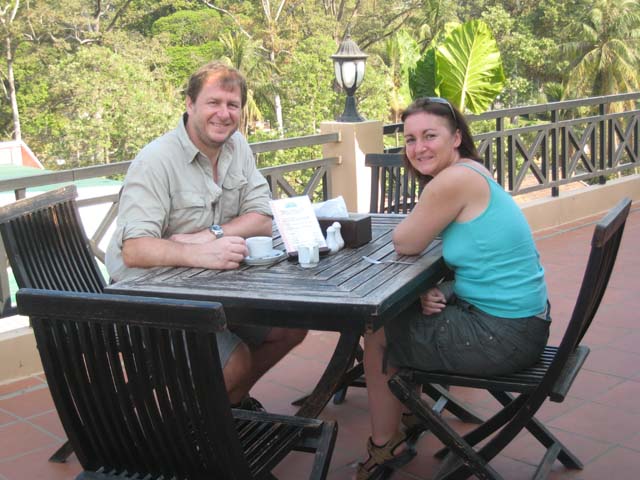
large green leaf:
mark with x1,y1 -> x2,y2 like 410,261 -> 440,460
436,20 -> 505,114
408,46 -> 438,99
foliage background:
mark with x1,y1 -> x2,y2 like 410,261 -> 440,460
0,0 -> 638,169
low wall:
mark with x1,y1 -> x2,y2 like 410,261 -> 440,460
521,175 -> 640,232
0,326 -> 42,383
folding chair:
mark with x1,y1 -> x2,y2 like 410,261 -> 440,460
0,184 -> 105,462
17,288 -> 338,480
388,197 -> 632,479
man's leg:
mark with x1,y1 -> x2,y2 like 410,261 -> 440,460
222,341 -> 253,404
244,327 -> 308,392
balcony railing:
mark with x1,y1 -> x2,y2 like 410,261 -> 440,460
383,92 -> 639,196
0,93 -> 638,318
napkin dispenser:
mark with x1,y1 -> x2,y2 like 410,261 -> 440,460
317,213 -> 372,248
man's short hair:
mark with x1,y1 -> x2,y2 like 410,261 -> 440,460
186,61 -> 247,108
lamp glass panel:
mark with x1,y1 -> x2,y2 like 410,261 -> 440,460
341,62 -> 356,89
355,61 -> 366,87
333,62 -> 343,88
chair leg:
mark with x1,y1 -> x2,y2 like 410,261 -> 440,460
491,391 -> 583,469
48,439 -> 74,463
308,421 -> 338,480
423,384 -> 484,424
389,373 -> 503,480
332,344 -> 365,404
434,391 -> 529,459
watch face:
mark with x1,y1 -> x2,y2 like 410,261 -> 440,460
210,224 -> 224,239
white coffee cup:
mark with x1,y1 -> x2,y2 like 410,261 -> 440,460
246,236 -> 273,258
298,244 -> 319,268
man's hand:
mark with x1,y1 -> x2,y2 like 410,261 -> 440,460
195,236 -> 248,270
420,287 -> 447,315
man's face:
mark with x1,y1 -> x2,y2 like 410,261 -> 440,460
186,75 -> 242,153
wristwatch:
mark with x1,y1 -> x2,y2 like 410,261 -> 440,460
209,224 -> 224,239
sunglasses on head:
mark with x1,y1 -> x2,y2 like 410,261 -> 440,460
424,97 -> 457,125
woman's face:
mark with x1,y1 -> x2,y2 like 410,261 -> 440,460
404,112 -> 461,177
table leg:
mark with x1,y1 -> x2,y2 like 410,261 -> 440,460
294,330 -> 361,418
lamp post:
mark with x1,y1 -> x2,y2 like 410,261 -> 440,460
332,33 -> 368,122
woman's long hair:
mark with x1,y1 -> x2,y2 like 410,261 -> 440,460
400,98 -> 482,184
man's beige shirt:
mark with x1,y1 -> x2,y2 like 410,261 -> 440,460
106,115 -> 271,281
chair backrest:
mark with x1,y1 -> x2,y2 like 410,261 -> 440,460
17,288 -> 255,479
365,153 -> 425,214
562,197 -> 632,350
540,197 -> 631,399
0,185 -> 105,293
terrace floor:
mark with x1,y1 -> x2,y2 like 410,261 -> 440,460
1,202 -> 639,480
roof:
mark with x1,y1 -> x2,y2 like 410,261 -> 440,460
0,164 -> 121,196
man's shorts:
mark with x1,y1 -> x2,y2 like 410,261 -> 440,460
217,324 -> 271,366
385,297 -> 550,376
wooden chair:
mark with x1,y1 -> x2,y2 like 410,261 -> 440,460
0,185 -> 105,294
17,288 -> 338,480
0,184 -> 105,462
388,197 -> 632,480
365,153 -> 425,214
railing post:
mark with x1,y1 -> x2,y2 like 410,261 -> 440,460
495,117 -> 505,187
599,102 -> 607,185
320,120 -> 384,213
551,109 -> 559,197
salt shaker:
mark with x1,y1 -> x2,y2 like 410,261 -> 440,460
331,222 -> 345,250
326,226 -> 340,254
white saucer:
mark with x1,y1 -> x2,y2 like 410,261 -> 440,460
244,249 -> 286,266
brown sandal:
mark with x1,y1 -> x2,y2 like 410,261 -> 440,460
356,430 -> 417,480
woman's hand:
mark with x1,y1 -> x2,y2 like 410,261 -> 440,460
420,287 -> 447,315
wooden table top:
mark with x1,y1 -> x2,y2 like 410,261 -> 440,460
106,214 -> 444,332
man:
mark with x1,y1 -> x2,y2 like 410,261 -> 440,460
106,61 -> 307,407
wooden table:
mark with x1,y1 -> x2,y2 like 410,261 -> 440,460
107,214 -> 448,418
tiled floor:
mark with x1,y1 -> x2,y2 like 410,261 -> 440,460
1,203 -> 638,480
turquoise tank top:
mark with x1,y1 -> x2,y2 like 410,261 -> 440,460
441,163 -> 547,318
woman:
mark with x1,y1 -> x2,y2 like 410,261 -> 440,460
356,97 -> 550,480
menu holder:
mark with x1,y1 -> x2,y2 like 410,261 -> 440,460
270,196 -> 328,256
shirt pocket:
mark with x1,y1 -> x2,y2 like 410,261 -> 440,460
220,174 -> 248,219
168,191 -> 212,234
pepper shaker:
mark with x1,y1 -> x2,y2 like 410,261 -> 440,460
326,226 -> 340,254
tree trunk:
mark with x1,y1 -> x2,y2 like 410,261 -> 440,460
5,36 -> 21,141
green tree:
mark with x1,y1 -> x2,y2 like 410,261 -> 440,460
562,0 -> 640,103
382,29 -> 421,122
23,33 -> 179,167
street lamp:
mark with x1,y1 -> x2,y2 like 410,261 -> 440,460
331,32 -> 368,122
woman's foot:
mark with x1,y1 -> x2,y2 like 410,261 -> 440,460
356,430 -> 417,479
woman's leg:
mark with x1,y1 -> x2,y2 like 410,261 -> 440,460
363,327 -> 404,446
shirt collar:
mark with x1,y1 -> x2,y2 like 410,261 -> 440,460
177,113 -> 237,165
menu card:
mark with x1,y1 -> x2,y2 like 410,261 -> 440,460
270,196 -> 327,253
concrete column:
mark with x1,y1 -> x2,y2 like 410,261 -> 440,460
320,120 -> 384,213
